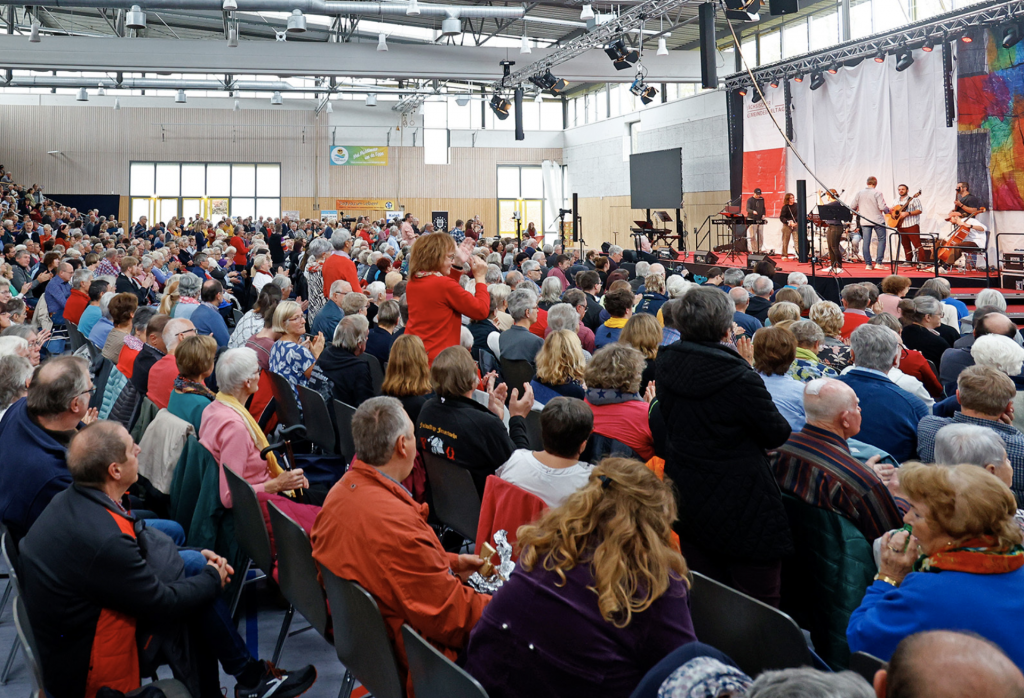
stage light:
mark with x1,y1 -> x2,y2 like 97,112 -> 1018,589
751,86 -> 762,104
793,74 -> 803,83
113,98 -> 120,110
657,37 -> 669,56
125,5 -> 146,29
580,4 -> 594,20
724,0 -> 760,22
175,89 -> 187,104
895,49 -> 914,72
605,38 -> 640,70
365,93 -> 377,107
520,35 -> 531,54
1004,25 -> 1023,49
489,94 -> 511,120
271,91 -> 283,105
737,85 -> 748,97
922,38 -> 935,52
286,9 -> 306,32
76,87 -> 88,102
826,62 -> 838,74
29,21 -> 40,43
961,33 -> 973,43
769,78 -> 779,88
809,72 -> 825,91
529,70 -> 569,95
639,84 -> 658,105
377,32 -> 388,51
873,50 -> 885,63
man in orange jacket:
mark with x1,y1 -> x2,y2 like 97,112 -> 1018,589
322,230 -> 362,293
311,397 -> 489,695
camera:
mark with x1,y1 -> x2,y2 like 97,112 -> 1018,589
341,216 -> 357,223
512,211 -> 522,221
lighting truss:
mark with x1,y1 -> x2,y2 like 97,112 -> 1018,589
489,0 -> 701,91
724,0 -> 1024,90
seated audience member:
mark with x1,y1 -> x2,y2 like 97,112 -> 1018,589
416,346 -> 533,496
620,312 -> 661,394
931,424 -> 1022,524
917,366 -> 1024,503
866,313 -> 943,402
269,300 -> 325,398
746,276 -> 773,324
312,396 -> 489,695
310,315 -> 375,408
847,463 -> 1024,667
382,334 -> 434,423
167,334 -> 217,433
496,396 -> 593,508
811,300 -> 853,371
245,294 -> 282,372
465,458 -> 696,698
940,307 -> 1016,393
879,274 -> 911,316
660,298 -> 681,346
172,273 -> 203,320
838,325 -> 929,463
585,343 -> 655,461
115,306 -> 154,378
365,298 -> 400,366
63,268 -> 92,326
578,270 -> 604,332
101,292 -> 138,363
770,378 -> 904,542
200,348 -> 312,512
1,325 -> 41,366
874,631 -> 1024,698
20,420 -> 317,698
530,329 -> 587,404
655,287 -> 792,607
767,301 -> 800,332
499,286 -> 544,363
594,287 -> 635,349
840,284 -> 872,340
730,286 -> 762,337
546,296 -> 595,354
87,292 -> 116,350
147,318 -> 195,409
0,356 -> 91,541
901,295 -> 955,370
309,280 -> 348,340
489,282 -> 514,332
787,319 -> 840,382
468,292 -> 501,361
230,285 -> 282,350
754,326 -> 806,432
0,353 -> 32,421
127,316 -> 166,397
190,279 -> 231,348
538,276 -> 563,312
77,279 -> 109,339
635,273 -> 668,316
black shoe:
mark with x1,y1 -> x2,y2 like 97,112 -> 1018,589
235,661 -> 317,698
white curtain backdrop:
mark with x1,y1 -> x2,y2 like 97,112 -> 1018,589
785,48 -> 959,261
541,159 -> 562,242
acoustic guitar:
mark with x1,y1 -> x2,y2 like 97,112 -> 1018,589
886,189 -> 922,229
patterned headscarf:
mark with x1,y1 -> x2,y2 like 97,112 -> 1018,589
658,657 -> 752,698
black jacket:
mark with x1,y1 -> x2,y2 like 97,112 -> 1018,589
902,324 -> 954,371
746,296 -> 772,324
20,485 -> 220,698
654,341 -> 793,560
582,292 -> 604,332
416,395 -> 530,496
309,344 -> 375,408
115,273 -> 149,305
131,344 -> 164,398
468,319 -> 498,361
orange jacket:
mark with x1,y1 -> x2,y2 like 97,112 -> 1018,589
322,253 -> 362,298
311,460 -> 490,695
64,288 -> 90,325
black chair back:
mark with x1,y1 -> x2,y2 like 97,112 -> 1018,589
499,358 -> 535,402
13,597 -> 45,698
320,567 -> 404,698
688,571 -> 813,677
266,500 -> 330,640
849,652 -> 886,684
66,322 -> 85,352
402,625 -> 489,698
1,530 -> 20,590
523,410 -> 543,451
421,453 -> 480,541
297,385 -> 337,454
332,400 -> 357,464
365,355 -> 385,396
222,465 -> 275,576
268,371 -> 304,430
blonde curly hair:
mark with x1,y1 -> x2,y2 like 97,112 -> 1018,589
536,330 -> 586,386
584,343 -> 645,394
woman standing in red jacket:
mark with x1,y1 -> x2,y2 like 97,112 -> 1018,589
405,233 -> 489,364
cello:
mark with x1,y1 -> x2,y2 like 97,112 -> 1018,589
936,223 -> 972,266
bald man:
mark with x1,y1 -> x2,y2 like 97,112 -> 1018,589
769,378 -> 904,542
940,310 -> 1018,394
877,630 -> 1024,698
730,286 -> 762,337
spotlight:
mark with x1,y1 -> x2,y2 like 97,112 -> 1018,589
175,89 -> 187,104
1004,25 -> 1023,49
961,33 -> 973,43
605,38 -> 640,70
629,77 -> 657,105
769,78 -> 779,88
377,32 -> 388,51
826,62 -> 838,74
271,91 -> 283,105
793,74 -> 803,83
580,3 -> 594,20
76,87 -> 88,102
233,99 -> 240,111
286,9 -> 306,32
366,93 -> 377,107
895,49 -> 914,72
520,35 -> 531,54
751,87 -> 763,104
489,93 -> 511,120
724,0 -> 760,22
406,0 -> 420,15
657,37 -> 668,56
873,50 -> 885,63
222,0 -> 237,10
114,98 -> 121,110
529,70 -> 569,95
326,100 -> 333,113
737,85 -> 748,97
125,4 -> 146,30
809,72 -> 825,90
29,21 -> 40,43
922,38 -> 935,52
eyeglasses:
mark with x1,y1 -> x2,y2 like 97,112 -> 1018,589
175,328 -> 197,338
76,387 -> 96,399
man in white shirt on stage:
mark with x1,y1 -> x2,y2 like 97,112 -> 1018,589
943,211 -> 988,269
851,176 -> 890,271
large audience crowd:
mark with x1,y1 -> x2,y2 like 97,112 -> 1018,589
1,166 -> 1024,698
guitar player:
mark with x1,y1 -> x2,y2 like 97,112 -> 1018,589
893,184 -> 923,267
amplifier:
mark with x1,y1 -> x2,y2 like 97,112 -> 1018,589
1004,253 -> 1024,271
693,251 -> 719,265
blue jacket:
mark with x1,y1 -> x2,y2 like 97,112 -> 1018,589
733,310 -> 762,337
838,368 -> 928,463
849,568 -> 1024,668
311,300 -> 343,341
44,278 -> 71,326
594,321 -> 625,350
190,304 -> 230,348
0,399 -> 73,541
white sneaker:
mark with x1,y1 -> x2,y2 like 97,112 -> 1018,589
865,264 -> 872,270
874,264 -> 885,271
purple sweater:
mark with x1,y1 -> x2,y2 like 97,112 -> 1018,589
464,555 -> 696,698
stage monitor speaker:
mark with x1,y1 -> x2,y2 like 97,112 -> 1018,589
514,88 -> 525,141
698,3 -> 717,90
769,0 -> 798,14
747,253 -> 776,270
694,251 -> 719,265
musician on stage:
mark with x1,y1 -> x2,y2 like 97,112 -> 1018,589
851,176 -> 889,271
940,211 -> 987,268
746,187 -> 766,253
821,190 -> 845,273
955,181 -> 985,218
893,184 -> 923,267
779,192 -> 798,261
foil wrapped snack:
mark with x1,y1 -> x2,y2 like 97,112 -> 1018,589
468,529 -> 515,594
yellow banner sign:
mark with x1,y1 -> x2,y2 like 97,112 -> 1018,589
335,199 -> 397,211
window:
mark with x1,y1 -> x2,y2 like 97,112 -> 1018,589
783,21 -> 809,58
423,101 -> 449,165
850,0 -> 873,40
540,101 -> 562,130
155,163 -> 180,197
128,162 -> 280,221
759,31 -> 781,64
809,12 -> 839,51
873,0 -> 910,32
181,164 -> 205,196
741,37 -> 757,67
129,163 -> 154,197
630,121 -> 642,155
496,165 -> 546,237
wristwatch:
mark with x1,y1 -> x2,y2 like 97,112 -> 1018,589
874,573 -> 901,587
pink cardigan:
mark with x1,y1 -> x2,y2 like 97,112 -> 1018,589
199,400 -> 271,508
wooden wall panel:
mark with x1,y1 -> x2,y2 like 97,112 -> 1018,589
573,191 -> 730,250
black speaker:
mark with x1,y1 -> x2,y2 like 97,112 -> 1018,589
514,88 -> 525,141
747,253 -> 776,270
769,0 -> 799,14
698,3 -> 717,90
694,251 -> 719,265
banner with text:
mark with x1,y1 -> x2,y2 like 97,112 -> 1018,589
329,146 -> 388,166
335,199 -> 397,212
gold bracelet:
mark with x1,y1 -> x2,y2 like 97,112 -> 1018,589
874,573 -> 901,587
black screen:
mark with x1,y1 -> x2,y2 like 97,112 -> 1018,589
629,148 -> 683,210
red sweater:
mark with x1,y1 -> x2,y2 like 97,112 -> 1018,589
64,289 -> 90,325
840,310 -> 870,341
229,235 -> 248,267
900,347 -> 944,399
322,253 -> 362,296
405,270 -> 490,364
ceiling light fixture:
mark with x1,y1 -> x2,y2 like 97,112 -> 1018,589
222,0 -> 237,10
407,0 -> 420,15
377,32 -> 388,51
520,34 -> 531,54
227,28 -> 238,47
113,98 -> 121,110
366,93 -> 377,107
455,95 -> 470,106
326,100 -> 333,113
233,99 -> 240,111
29,21 -> 40,43
271,91 -> 283,105
657,37 -> 668,56
809,72 -> 825,90
125,5 -> 146,30
534,92 -> 543,103
440,16 -> 461,36
580,3 -> 594,20
489,93 -> 511,120
97,83 -> 106,96
287,9 -> 306,32
605,38 -> 639,70
895,49 -> 914,72
175,89 -> 187,103
76,87 -> 88,101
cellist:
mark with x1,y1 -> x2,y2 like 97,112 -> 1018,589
939,210 -> 987,268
